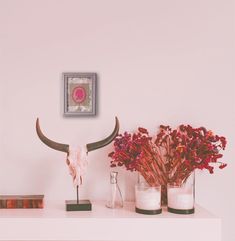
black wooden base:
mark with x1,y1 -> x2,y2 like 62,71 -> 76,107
135,207 -> 162,215
168,207 -> 195,214
66,200 -> 92,211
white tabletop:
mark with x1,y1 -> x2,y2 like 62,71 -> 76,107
0,200 -> 221,241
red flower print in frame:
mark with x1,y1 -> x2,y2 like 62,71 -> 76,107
72,86 -> 87,104
63,72 -> 97,116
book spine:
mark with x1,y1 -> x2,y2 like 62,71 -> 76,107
0,199 -> 44,209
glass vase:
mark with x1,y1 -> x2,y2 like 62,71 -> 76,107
138,172 -> 167,206
167,171 -> 195,214
135,175 -> 162,215
106,171 -> 123,209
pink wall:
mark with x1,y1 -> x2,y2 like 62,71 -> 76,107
0,0 -> 234,240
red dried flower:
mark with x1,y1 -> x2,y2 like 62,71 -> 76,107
108,127 -> 167,187
138,127 -> 148,134
108,124 -> 228,189
154,124 -> 228,181
219,163 -> 227,169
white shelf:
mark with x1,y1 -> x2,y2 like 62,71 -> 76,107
0,201 -> 221,241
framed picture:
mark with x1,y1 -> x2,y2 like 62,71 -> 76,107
63,72 -> 97,116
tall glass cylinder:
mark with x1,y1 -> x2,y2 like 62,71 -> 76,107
167,171 -> 195,214
135,175 -> 162,215
106,171 -> 123,209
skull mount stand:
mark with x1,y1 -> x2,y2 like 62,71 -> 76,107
65,185 -> 92,211
36,117 -> 120,212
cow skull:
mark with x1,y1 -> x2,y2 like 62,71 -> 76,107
36,117 -> 119,186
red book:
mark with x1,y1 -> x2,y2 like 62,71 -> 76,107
0,195 -> 44,209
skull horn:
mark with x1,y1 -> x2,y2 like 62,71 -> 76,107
36,118 -> 69,154
86,117 -> 119,152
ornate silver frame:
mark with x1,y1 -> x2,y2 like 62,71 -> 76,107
63,72 -> 97,116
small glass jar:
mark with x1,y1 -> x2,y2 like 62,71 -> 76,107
167,172 -> 195,214
106,171 -> 123,209
135,182 -> 162,215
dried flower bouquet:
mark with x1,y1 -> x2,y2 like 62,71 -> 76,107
109,125 -> 227,204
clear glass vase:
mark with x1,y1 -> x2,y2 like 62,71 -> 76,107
137,172 -> 167,207
135,174 -> 162,215
167,171 -> 195,214
106,171 -> 123,209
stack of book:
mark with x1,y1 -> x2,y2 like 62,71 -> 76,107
0,195 -> 44,209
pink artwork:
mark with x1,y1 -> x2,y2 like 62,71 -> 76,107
72,86 -> 87,104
